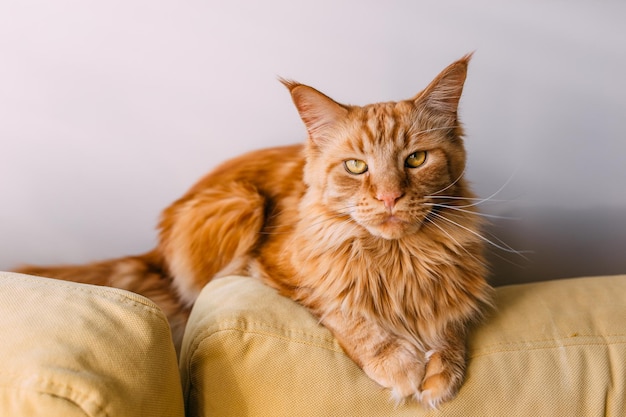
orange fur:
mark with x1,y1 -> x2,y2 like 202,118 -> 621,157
15,54 -> 491,407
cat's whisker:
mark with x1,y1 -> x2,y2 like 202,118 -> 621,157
427,166 -> 519,211
424,203 -> 520,220
480,229 -> 532,269
428,211 -> 530,259
424,202 -> 531,268
480,226 -> 532,257
457,170 -> 518,209
424,196 -> 512,203
422,216 -> 490,270
430,167 -> 467,197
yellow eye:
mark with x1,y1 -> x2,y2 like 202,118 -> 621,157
405,151 -> 427,168
344,159 -> 368,175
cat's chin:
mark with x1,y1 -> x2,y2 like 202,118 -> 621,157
366,217 -> 418,240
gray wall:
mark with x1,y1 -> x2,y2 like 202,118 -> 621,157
2,1 -> 625,285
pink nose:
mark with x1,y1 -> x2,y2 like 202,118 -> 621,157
376,191 -> 404,210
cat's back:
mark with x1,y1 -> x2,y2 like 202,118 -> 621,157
157,144 -> 307,297
186,144 -> 305,197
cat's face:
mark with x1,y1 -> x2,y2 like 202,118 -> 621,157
284,55 -> 471,240
308,101 -> 466,240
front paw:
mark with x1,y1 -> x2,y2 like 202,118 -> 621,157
361,341 -> 426,403
417,350 -> 465,409
364,345 -> 466,409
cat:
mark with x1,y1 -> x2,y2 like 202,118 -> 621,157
16,54 -> 492,408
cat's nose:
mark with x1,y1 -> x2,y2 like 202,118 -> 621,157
376,191 -> 404,210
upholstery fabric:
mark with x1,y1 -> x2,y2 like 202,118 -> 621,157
180,274 -> 626,416
0,271 -> 184,417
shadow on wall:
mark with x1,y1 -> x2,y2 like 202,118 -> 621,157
485,207 -> 626,287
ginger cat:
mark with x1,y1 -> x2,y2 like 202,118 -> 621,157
17,54 -> 492,408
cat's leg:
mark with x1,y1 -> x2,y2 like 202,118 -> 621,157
159,181 -> 266,305
320,310 -> 427,403
418,327 -> 467,409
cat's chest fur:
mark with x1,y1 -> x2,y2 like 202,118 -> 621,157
254,199 -> 487,346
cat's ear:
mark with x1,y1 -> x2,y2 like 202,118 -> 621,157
415,53 -> 472,116
280,79 -> 348,145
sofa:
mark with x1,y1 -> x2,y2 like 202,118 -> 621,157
1,270 -> 624,416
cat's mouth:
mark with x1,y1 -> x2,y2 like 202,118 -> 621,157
367,214 -> 417,240
381,215 -> 405,225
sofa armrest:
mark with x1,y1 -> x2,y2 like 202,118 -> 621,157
180,274 -> 626,416
0,271 -> 184,417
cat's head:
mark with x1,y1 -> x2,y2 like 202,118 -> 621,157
283,55 -> 473,240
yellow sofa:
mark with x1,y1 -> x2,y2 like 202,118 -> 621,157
1,270 -> 625,416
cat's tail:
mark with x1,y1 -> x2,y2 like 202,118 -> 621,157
13,250 -> 189,352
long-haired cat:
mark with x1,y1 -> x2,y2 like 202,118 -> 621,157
16,54 -> 492,408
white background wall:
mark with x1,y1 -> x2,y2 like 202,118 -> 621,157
2,1 -> 625,284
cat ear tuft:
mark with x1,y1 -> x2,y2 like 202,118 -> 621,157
416,53 -> 473,115
279,78 -> 348,145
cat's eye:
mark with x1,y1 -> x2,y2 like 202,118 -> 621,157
405,151 -> 427,168
344,159 -> 368,175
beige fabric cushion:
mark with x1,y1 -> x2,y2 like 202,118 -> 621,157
180,274 -> 626,416
0,271 -> 184,417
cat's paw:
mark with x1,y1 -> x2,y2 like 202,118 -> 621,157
416,350 -> 464,409
361,341 -> 426,402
